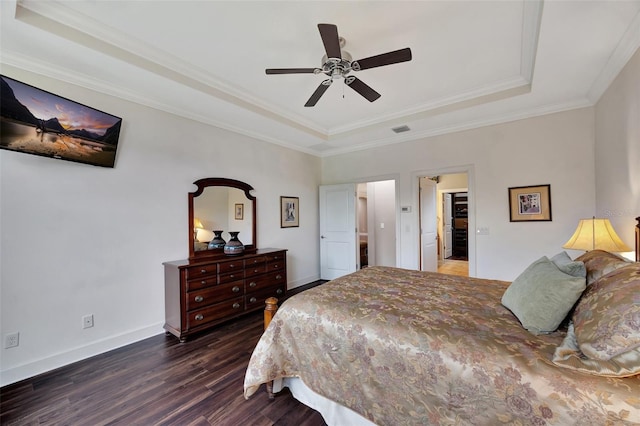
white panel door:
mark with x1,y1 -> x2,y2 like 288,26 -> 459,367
320,183 -> 357,280
444,193 -> 453,258
420,179 -> 438,272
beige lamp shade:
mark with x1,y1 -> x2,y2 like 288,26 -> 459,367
193,218 -> 204,242
562,217 -> 632,252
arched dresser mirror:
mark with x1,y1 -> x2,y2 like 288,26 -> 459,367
188,177 -> 257,261
164,177 -> 287,342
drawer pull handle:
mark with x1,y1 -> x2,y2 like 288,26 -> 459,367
249,281 -> 257,287
273,264 -> 279,268
232,286 -> 241,293
276,274 -> 282,280
229,274 -> 235,279
194,296 -> 204,302
200,269 -> 207,273
276,289 -> 284,295
229,264 -> 236,268
249,297 -> 257,303
195,314 -> 204,321
201,280 -> 206,285
254,269 -> 259,273
233,302 -> 241,309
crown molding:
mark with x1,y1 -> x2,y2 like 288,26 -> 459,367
15,0 -> 543,139
319,97 -> 593,157
587,9 -> 640,103
0,53 -> 322,157
326,0 -> 543,137
15,0 -> 329,139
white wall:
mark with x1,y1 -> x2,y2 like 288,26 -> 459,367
0,66 -> 322,386
322,107 -> 596,280
368,180 -> 396,267
594,47 -> 640,260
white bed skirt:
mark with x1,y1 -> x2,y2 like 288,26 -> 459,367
274,377 -> 377,426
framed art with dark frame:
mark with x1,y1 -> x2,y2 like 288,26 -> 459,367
235,203 -> 244,220
280,196 -> 299,228
508,184 -> 552,222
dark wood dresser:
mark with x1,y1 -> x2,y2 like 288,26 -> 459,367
163,248 -> 287,342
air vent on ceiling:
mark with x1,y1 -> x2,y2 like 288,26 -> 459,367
392,125 -> 411,133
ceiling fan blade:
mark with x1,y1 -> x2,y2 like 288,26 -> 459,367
352,47 -> 412,71
318,23 -> 342,59
345,77 -> 381,102
305,79 -> 332,107
266,68 -> 318,75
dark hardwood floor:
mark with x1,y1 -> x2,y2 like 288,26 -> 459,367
0,283 -> 328,426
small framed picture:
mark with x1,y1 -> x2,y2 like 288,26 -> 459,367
508,184 -> 552,222
235,203 -> 244,220
280,196 -> 299,228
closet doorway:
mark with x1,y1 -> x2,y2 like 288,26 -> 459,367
419,172 -> 469,277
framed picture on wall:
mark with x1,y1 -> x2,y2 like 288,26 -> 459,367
508,184 -> 552,222
235,203 -> 244,220
280,196 -> 299,228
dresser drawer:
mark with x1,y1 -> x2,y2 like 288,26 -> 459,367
266,260 -> 285,272
218,259 -> 244,274
186,276 -> 217,292
186,264 -> 218,280
245,285 -> 286,310
219,270 -> 245,284
245,264 -> 266,278
187,297 -> 244,329
186,280 -> 244,311
245,256 -> 267,267
246,271 -> 286,292
266,252 -> 285,263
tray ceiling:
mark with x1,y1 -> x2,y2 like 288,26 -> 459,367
2,0 -> 639,156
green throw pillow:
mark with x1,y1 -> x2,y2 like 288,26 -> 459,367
550,251 -> 586,278
502,256 -> 587,335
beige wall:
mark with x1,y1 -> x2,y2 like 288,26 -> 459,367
594,47 -> 640,258
322,107 -> 597,280
0,66 -> 322,385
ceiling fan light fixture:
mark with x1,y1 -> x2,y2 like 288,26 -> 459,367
265,23 -> 412,106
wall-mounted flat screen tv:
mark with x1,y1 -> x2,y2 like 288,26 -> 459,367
1,75 -> 122,168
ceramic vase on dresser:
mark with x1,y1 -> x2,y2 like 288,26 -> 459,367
224,232 -> 244,255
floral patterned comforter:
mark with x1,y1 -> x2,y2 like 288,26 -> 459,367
244,266 -> 640,425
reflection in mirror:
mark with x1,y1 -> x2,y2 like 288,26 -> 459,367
188,178 -> 257,261
193,187 -> 254,252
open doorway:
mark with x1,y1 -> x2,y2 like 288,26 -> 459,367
319,179 -> 397,280
357,180 -> 396,269
420,173 -> 469,277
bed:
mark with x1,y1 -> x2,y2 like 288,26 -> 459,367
244,218 -> 640,425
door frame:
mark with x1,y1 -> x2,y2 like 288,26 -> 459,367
411,165 -> 476,277
343,174 -> 402,268
440,187 -> 468,260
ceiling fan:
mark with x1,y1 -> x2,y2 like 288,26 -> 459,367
265,23 -> 412,107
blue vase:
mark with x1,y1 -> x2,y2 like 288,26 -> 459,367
224,232 -> 244,256
208,230 -> 226,249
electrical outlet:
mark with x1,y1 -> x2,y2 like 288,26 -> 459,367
83,314 -> 94,329
4,332 -> 19,348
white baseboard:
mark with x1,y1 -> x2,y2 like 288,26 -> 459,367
287,274 -> 321,290
1,277 -> 324,387
0,323 -> 164,387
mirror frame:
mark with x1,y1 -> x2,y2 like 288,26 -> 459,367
188,177 -> 257,261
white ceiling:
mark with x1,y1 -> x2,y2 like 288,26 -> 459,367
2,0 -> 639,157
